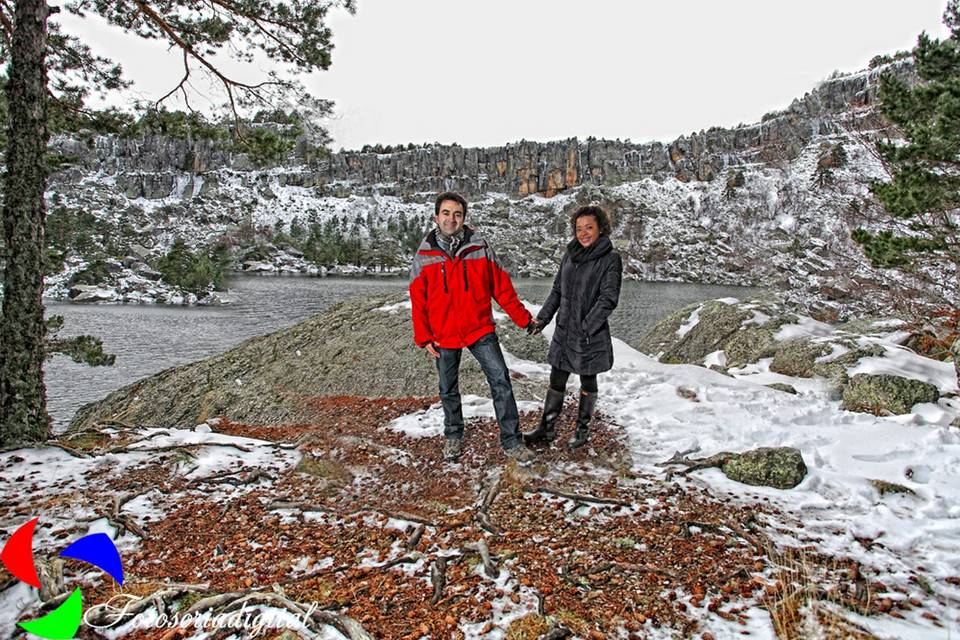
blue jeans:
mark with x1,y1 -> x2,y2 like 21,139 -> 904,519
435,332 -> 521,449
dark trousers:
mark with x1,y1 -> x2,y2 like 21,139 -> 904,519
549,367 -> 598,393
435,332 -> 521,449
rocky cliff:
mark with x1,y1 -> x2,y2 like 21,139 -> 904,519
52,61 -> 906,200
41,60 -> 917,320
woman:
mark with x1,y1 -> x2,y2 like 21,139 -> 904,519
524,205 -> 622,449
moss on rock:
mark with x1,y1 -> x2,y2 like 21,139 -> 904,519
636,300 -> 752,365
765,383 -> 798,394
870,479 -> 917,497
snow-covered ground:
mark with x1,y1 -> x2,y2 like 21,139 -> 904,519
390,300 -> 960,639
4,298 -> 958,638
603,338 -> 959,640
601,311 -> 958,639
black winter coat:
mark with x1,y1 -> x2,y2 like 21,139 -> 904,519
537,235 -> 623,375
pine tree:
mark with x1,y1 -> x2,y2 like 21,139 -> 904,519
0,0 -> 52,445
0,1 -> 354,446
853,1 -> 960,313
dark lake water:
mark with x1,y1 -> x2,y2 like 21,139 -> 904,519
44,275 -> 761,431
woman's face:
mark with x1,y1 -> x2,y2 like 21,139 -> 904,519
576,215 -> 601,248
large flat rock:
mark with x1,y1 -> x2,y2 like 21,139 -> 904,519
69,293 -> 548,430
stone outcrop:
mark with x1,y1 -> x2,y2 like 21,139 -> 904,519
635,298 -> 791,366
68,294 -> 549,430
769,339 -> 832,378
635,297 -> 947,417
50,61 -> 912,199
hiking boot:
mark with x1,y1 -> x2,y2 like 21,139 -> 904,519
443,437 -> 463,461
569,391 -> 598,450
523,388 -> 564,446
504,443 -> 536,464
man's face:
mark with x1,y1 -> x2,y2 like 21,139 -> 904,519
435,199 -> 465,236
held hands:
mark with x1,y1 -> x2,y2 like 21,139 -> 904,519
526,319 -> 543,335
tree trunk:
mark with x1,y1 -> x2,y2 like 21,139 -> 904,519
0,0 -> 51,446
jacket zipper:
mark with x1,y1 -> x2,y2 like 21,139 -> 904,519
441,262 -> 448,293
574,261 -> 589,343
462,260 -> 469,291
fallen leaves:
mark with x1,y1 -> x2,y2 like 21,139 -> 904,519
3,395 -> 928,639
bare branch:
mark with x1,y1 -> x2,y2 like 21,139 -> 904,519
133,0 -> 287,128
155,49 -> 191,108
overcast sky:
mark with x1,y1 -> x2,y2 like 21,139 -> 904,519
60,1 -> 952,150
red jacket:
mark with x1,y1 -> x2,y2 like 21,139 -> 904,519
409,227 -> 532,349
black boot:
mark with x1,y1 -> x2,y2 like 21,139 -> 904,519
569,391 -> 598,450
523,388 -> 564,445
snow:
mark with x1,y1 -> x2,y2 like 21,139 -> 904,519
743,310 -> 772,327
776,213 -> 797,231
590,333 -> 959,638
386,395 -> 542,439
774,315 -> 836,340
677,304 -> 703,337
374,299 -> 412,313
489,299 -> 960,636
703,350 -> 727,368
7,290 -> 960,638
460,563 -> 540,640
849,344 -> 958,393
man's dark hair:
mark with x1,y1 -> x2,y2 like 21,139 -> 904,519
570,205 -> 613,236
435,191 -> 468,217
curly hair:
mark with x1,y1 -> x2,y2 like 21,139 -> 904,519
570,205 -> 613,236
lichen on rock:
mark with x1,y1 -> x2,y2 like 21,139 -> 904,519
721,447 -> 807,489
769,339 -> 831,378
841,374 -> 940,416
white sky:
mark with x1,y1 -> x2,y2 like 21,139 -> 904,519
58,1 -> 952,150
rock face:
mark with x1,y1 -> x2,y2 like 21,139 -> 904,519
841,374 -> 940,415
69,294 -> 549,430
41,60 -> 938,319
53,62 -> 907,199
722,447 -> 808,489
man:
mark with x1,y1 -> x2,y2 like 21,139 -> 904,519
409,192 -> 538,463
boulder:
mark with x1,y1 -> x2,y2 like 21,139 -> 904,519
129,243 -> 153,261
769,339 -> 831,378
841,374 -> 940,415
724,325 -> 778,368
636,300 -> 751,364
721,447 -> 807,489
765,383 -> 798,394
814,362 -> 850,401
68,285 -> 117,303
